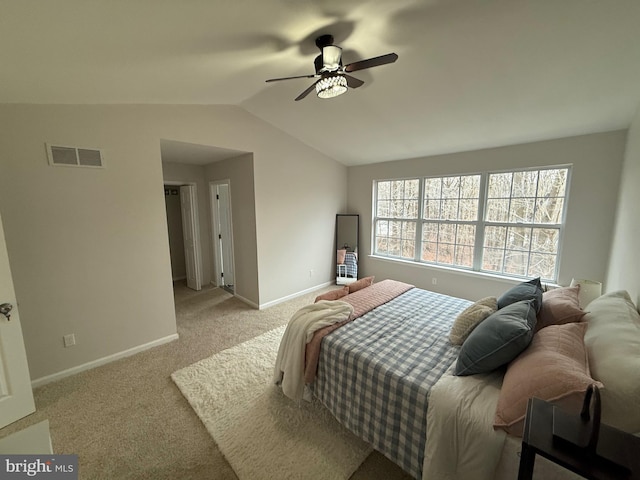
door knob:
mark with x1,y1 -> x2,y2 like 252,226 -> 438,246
0,302 -> 13,320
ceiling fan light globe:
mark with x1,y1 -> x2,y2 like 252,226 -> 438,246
316,74 -> 348,99
322,45 -> 342,71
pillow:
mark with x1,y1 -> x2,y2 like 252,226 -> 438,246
348,276 -> 374,294
314,286 -> 349,303
583,290 -> 640,432
536,285 -> 586,331
494,322 -> 601,436
449,297 -> 498,345
455,299 -> 537,376
337,249 -> 347,264
497,277 -> 543,312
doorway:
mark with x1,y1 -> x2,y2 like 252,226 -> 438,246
210,180 -> 234,294
164,182 -> 202,291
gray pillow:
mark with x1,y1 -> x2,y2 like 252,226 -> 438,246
454,299 -> 537,376
497,277 -> 543,312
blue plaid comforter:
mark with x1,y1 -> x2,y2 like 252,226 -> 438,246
312,288 -> 471,479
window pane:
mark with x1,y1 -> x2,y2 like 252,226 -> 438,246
457,224 -> 476,246
402,239 -> 415,258
423,222 -> 438,243
455,245 -> 474,268
509,198 -> 535,223
377,199 -> 390,217
378,181 -> 391,200
441,199 -> 459,220
528,252 -> 557,279
422,242 -> 437,262
439,224 -> 455,244
423,199 -> 441,220
537,169 -> 567,198
484,226 -> 506,248
425,178 -> 441,199
441,177 -> 460,198
459,199 -> 478,221
506,227 -> 531,251
438,243 -> 454,265
535,197 -> 564,224
512,170 -> 538,197
460,175 -> 480,198
376,237 -> 388,254
376,220 -> 387,236
504,250 -> 528,276
488,173 -> 512,198
483,248 -> 504,272
486,199 -> 509,222
530,228 -> 559,254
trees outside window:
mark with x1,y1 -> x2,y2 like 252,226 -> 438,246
373,167 -> 569,282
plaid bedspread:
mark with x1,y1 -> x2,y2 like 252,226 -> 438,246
312,287 -> 471,479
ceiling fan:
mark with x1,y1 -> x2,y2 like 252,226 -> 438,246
265,34 -> 398,101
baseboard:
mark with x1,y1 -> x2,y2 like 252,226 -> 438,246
30,333 -> 180,388
234,293 -> 259,309
258,281 -> 333,310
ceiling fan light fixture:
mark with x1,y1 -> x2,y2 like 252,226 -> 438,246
322,45 -> 342,71
316,74 -> 347,99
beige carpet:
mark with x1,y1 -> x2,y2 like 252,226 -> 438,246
0,282 -> 411,479
172,325 -> 372,480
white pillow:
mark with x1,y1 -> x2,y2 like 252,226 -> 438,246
449,296 -> 498,345
583,290 -> 640,432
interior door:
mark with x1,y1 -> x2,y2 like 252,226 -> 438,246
216,183 -> 234,288
0,212 -> 36,429
180,185 -> 202,291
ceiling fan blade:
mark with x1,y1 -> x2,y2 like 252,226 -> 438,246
344,74 -> 364,88
344,53 -> 398,73
265,74 -> 318,83
295,81 -> 320,101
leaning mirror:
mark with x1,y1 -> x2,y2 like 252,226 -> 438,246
336,214 -> 359,285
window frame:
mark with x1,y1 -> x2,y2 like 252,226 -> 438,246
371,165 -> 572,282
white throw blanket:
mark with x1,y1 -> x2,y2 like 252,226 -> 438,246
273,300 -> 354,401
423,368 -> 506,480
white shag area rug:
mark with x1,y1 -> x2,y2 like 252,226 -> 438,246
171,325 -> 373,480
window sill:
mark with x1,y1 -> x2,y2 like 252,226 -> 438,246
368,254 -> 560,288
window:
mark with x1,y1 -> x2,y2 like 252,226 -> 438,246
373,167 -> 570,282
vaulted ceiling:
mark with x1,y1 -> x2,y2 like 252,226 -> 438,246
2,0 -> 639,165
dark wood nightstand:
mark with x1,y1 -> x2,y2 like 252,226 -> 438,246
518,397 -> 640,480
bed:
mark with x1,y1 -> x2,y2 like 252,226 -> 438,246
276,278 -> 640,480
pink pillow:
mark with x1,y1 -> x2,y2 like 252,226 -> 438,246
337,249 -> 347,264
348,276 -> 374,294
314,286 -> 349,303
536,285 -> 586,331
494,322 -> 602,436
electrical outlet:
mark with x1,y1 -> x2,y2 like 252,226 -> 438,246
63,333 -> 76,348
309,269 -> 314,278
432,277 -> 438,285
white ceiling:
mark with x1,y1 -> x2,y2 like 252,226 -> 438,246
2,0 -> 640,166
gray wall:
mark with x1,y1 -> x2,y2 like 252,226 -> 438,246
347,131 -> 627,301
0,104 -> 346,381
607,107 -> 640,306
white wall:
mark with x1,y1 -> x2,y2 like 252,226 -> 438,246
347,131 -> 627,301
205,154 -> 260,306
0,104 -> 346,380
607,106 -> 640,305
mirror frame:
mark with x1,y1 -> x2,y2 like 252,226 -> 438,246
336,214 -> 359,284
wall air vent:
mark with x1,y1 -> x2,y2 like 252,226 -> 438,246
46,143 -> 105,168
